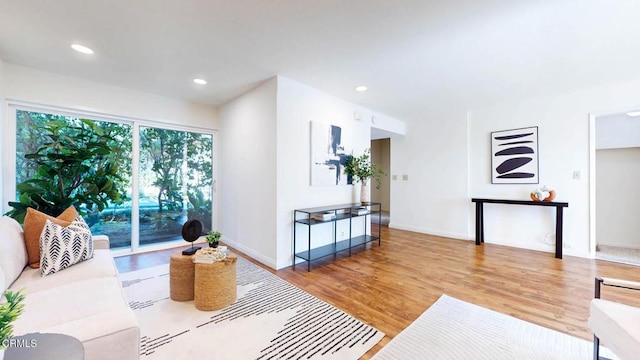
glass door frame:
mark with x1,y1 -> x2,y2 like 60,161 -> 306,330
2,100 -> 217,256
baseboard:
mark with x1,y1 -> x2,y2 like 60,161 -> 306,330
222,236 -> 277,270
597,242 -> 640,250
388,223 -> 471,241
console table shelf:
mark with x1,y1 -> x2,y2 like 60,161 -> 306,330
293,202 -> 381,271
471,198 -> 569,259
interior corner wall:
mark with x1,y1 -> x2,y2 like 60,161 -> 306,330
219,78 -> 278,268
389,109 -> 471,240
274,76 -> 403,269
468,77 -> 640,258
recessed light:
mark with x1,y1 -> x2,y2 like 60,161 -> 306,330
71,44 -> 94,55
193,78 -> 207,85
355,85 -> 368,92
627,111 -> 640,117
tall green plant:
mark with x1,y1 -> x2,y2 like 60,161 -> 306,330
6,119 -> 125,223
344,148 -> 386,189
0,290 -> 25,350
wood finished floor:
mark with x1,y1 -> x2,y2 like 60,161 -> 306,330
114,225 -> 640,359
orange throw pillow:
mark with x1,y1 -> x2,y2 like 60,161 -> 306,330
23,206 -> 78,268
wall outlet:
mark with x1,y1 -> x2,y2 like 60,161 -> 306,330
402,174 -> 408,181
392,175 -> 398,181
572,171 -> 581,180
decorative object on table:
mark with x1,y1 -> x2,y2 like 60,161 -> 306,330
310,211 -> 336,221
344,148 -> 385,204
193,248 -> 227,264
491,126 -> 539,184
530,185 -> 556,202
310,121 -> 353,186
352,206 -> 369,216
205,230 -> 221,248
0,289 -> 26,359
181,219 -> 203,255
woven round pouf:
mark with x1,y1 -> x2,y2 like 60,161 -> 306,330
170,252 -> 195,301
194,254 -> 238,311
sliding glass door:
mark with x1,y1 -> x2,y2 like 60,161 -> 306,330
11,107 -> 214,252
138,126 -> 213,246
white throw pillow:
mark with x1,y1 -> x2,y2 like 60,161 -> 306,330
0,216 -> 28,292
40,216 -> 94,276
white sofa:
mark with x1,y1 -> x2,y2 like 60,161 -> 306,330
0,216 -> 139,360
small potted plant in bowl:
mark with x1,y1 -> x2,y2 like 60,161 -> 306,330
1,289 -> 26,359
205,230 -> 222,248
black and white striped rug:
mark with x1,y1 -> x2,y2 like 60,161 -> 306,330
120,256 -> 384,359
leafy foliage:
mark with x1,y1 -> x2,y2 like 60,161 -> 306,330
0,290 -> 26,350
205,230 -> 221,244
344,148 -> 386,189
6,118 -> 127,223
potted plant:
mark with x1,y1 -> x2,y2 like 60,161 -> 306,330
1,290 -> 26,359
6,119 -> 126,223
205,230 -> 222,248
344,149 -> 385,204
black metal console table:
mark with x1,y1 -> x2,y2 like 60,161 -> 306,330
471,198 -> 569,259
293,202 -> 382,271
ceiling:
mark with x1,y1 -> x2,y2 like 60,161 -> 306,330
2,1 -> 640,123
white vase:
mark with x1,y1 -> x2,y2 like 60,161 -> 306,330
360,181 -> 370,204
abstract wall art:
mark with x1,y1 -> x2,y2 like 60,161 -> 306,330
491,126 -> 539,184
310,121 -> 353,186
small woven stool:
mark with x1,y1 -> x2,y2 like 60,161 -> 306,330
170,252 -> 195,301
194,254 -> 238,311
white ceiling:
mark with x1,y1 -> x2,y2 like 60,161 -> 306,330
2,1 -> 640,122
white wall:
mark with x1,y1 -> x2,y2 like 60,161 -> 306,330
371,138 -> 390,211
390,108 -> 471,240
218,78 -> 279,267
275,76 -> 402,269
3,64 -> 218,128
596,148 -> 640,249
467,78 -> 640,257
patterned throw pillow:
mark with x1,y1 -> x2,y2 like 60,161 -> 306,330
40,216 -> 94,276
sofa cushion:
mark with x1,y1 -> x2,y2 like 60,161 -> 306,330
10,249 -> 116,294
40,217 -> 94,276
0,216 -> 28,292
589,298 -> 640,360
24,206 -> 78,269
10,276 -> 137,339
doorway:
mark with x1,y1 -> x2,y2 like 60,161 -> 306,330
370,138 -> 390,225
592,111 -> 640,265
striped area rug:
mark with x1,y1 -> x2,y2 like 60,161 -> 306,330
372,294 -> 618,360
120,256 -> 383,360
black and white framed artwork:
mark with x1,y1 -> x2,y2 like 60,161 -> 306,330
491,126 -> 539,184
310,121 -> 353,186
